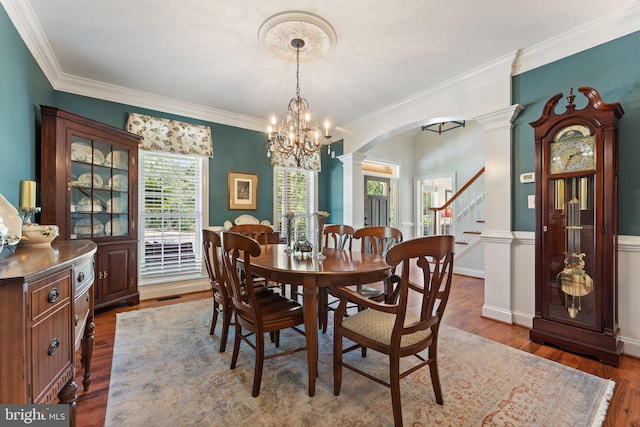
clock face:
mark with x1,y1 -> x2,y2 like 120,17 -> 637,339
549,125 -> 595,174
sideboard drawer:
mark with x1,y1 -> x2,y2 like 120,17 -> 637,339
31,302 -> 72,403
73,257 -> 94,297
30,270 -> 71,322
73,286 -> 91,350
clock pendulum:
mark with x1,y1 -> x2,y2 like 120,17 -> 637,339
556,177 -> 593,318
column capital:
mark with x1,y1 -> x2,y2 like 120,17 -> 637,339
337,152 -> 368,166
475,104 -> 523,132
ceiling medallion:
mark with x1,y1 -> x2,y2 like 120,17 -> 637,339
258,11 -> 337,63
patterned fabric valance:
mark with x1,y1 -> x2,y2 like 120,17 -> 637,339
126,113 -> 213,157
271,150 -> 321,172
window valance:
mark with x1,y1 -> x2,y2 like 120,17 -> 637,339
126,113 -> 213,158
271,150 -> 321,171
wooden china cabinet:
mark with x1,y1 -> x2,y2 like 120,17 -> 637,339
39,106 -> 141,310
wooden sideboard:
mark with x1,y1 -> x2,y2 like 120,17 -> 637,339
0,239 -> 97,427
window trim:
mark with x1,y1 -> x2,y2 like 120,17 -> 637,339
138,150 -> 208,286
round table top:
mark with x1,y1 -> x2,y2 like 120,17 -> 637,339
249,245 -> 391,287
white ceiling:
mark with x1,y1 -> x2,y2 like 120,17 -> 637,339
6,0 -> 639,133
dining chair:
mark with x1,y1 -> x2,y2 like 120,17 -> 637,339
354,226 -> 404,303
333,235 -> 455,427
221,231 -> 307,397
316,224 -> 355,333
202,229 -> 233,352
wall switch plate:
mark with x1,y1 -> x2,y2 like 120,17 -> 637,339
528,194 -> 535,209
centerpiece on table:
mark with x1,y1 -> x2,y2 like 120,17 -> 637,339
313,211 -> 329,259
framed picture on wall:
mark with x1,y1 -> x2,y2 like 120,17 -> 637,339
228,171 -> 258,210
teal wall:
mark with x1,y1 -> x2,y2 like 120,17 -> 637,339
318,140 -> 344,224
0,6 -> 55,205
512,30 -> 640,235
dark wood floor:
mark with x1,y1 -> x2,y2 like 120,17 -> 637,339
74,275 -> 640,426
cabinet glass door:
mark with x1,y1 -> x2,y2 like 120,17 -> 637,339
70,137 -> 129,239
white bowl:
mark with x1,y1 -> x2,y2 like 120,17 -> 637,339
21,224 -> 59,247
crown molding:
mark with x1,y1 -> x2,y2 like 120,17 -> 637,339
514,3 -> 640,75
54,73 -> 267,132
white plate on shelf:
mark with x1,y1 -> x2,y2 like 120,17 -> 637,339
106,197 -> 126,213
71,142 -> 92,162
109,175 -> 127,191
73,218 -> 104,236
106,218 -> 127,235
106,151 -> 128,169
78,173 -> 104,188
77,196 -> 103,212
93,149 -> 105,165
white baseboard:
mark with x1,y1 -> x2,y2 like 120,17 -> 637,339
481,303 -> 513,324
139,278 -> 210,301
621,336 -> 640,359
454,266 -> 485,278
512,310 -> 533,328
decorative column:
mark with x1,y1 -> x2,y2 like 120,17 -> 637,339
476,104 -> 523,324
337,152 -> 367,230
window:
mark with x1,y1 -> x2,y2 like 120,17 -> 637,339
274,167 -> 316,241
139,151 -> 205,282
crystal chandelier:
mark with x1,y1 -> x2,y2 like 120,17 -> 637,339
266,38 -> 332,169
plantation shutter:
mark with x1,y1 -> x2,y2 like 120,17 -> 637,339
275,167 -> 316,241
139,151 -> 202,278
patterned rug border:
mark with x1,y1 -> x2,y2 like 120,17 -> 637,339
106,299 -> 615,427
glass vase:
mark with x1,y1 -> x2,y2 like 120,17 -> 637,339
284,215 -> 295,253
313,214 -> 327,259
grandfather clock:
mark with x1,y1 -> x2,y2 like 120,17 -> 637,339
529,87 -> 623,367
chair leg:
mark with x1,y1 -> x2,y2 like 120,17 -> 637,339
390,355 -> 403,427
252,333 -> 265,397
219,306 -> 232,353
333,328 -> 343,395
210,300 -> 219,335
430,362 -> 444,405
230,325 -> 242,369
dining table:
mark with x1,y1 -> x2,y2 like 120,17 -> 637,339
249,244 -> 392,397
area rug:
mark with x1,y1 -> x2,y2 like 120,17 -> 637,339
105,299 -> 614,427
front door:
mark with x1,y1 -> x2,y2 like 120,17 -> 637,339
364,176 -> 390,227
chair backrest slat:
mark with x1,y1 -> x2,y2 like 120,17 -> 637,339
203,229 -> 226,297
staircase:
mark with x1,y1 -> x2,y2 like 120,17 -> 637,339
429,167 -> 484,258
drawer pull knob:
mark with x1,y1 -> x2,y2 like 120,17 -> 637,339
48,288 -> 59,303
48,338 -> 59,356
75,314 -> 80,326
77,271 -> 85,282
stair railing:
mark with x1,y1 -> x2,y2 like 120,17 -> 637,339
428,167 -> 484,243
